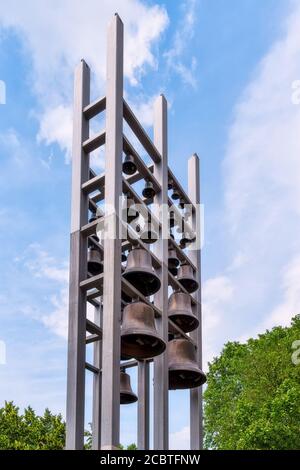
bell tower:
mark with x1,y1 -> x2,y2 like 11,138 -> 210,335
66,13 -> 205,450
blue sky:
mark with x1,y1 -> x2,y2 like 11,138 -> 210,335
1,0 -> 300,449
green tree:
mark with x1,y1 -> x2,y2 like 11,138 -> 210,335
204,315 -> 300,449
0,402 -> 65,450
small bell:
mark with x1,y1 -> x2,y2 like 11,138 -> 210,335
168,292 -> 199,333
171,187 -> 180,201
168,180 -> 173,191
120,371 -> 138,404
122,154 -> 137,175
179,197 -> 185,210
142,180 -> 156,199
123,195 -> 139,224
177,263 -> 199,293
87,237 -> 103,276
169,211 -> 175,228
140,222 -> 158,244
168,249 -> 180,276
123,247 -> 161,297
168,339 -> 206,390
121,301 -> 166,360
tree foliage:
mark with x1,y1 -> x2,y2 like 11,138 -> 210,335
0,402 -> 65,450
204,315 -> 300,449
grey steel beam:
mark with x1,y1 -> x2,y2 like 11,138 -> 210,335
92,300 -> 102,449
138,361 -> 150,450
123,100 -> 161,163
188,153 -> 203,450
84,96 -> 106,120
66,60 -> 90,449
100,14 -> 123,449
82,130 -> 105,153
153,95 -> 169,450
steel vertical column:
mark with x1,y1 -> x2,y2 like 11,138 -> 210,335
100,14 -> 123,449
188,154 -> 203,450
137,361 -> 150,450
153,95 -> 169,450
92,299 -> 102,449
66,60 -> 90,450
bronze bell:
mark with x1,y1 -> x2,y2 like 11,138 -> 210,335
168,179 -> 173,190
142,180 -> 155,199
123,195 -> 139,224
87,236 -> 103,276
120,371 -> 138,404
168,339 -> 206,390
123,247 -> 161,296
168,292 -> 199,333
169,211 -> 175,228
171,187 -> 180,200
122,154 -> 137,175
168,249 -> 180,276
140,222 -> 158,244
177,263 -> 199,293
121,301 -> 166,359
179,197 -> 185,210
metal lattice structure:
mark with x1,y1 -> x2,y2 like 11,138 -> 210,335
66,14 -> 204,450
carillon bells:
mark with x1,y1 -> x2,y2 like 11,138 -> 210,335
168,179 -> 173,191
120,371 -> 138,404
171,187 -> 180,201
123,247 -> 161,296
121,301 -> 166,359
87,236 -> 103,276
168,339 -> 206,390
142,180 -> 156,199
123,195 -> 139,224
177,263 -> 199,293
179,197 -> 185,210
140,220 -> 158,244
168,292 -> 199,332
168,249 -> 180,276
122,154 -> 137,175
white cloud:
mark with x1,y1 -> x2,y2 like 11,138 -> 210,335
218,1 -> 300,343
164,0 -> 198,88
169,425 -> 190,450
0,0 -> 169,159
37,105 -> 73,163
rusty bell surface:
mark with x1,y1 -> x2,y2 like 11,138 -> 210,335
122,247 -> 161,297
87,237 -> 103,276
121,301 -> 166,360
177,263 -> 199,293
120,371 -> 138,405
168,291 -> 199,333
168,338 -> 206,390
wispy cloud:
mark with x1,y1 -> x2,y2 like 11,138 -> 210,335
164,0 -> 198,89
0,0 -> 169,160
213,0 -> 300,345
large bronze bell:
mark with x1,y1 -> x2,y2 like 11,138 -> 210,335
168,249 -> 180,276
123,248 -> 161,297
121,301 -> 166,359
122,154 -> 137,175
142,180 -> 156,199
168,339 -> 206,390
177,263 -> 199,293
168,292 -> 199,333
87,236 -> 103,276
120,371 -> 138,404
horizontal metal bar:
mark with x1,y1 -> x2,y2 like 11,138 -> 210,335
86,334 -> 101,344
83,96 -> 106,120
82,174 -> 105,194
123,135 -> 161,194
86,319 -> 103,337
123,100 -> 161,163
81,218 -> 101,237
85,362 -> 100,374
80,273 -> 104,291
83,131 -> 105,153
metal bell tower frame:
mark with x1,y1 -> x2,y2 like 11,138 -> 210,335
66,14 -> 204,450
